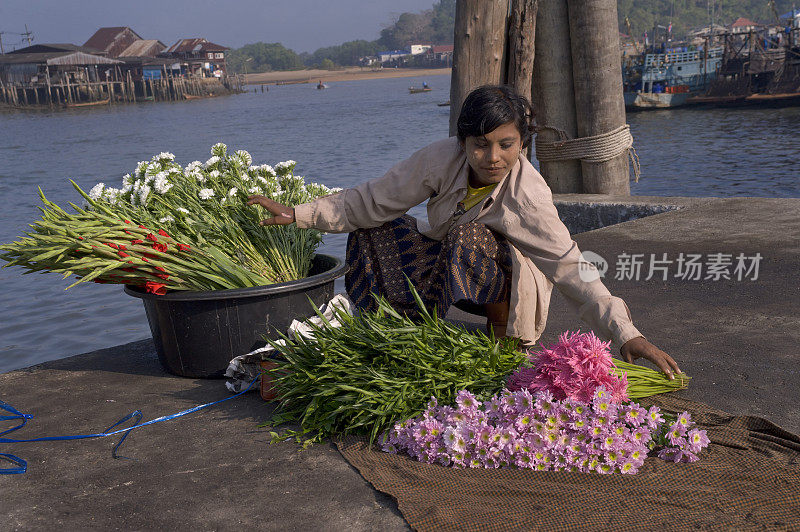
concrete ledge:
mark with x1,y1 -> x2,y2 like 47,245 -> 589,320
2,195 -> 798,529
553,194 -> 715,234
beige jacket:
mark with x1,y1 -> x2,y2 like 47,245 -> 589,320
295,137 -> 643,346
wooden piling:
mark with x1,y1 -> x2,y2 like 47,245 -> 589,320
533,0 -> 582,192
449,0 -> 510,135
45,66 -> 53,108
566,0 -> 630,194
505,0 -> 538,157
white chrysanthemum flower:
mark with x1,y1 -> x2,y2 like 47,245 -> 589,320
177,207 -> 190,214
139,185 -> 151,205
208,170 -> 220,179
89,183 -> 105,201
199,188 -> 215,200
235,150 -> 252,166
256,176 -> 269,185
122,173 -> 134,187
159,215 -> 175,223
156,152 -> 175,163
228,187 -> 238,197
186,161 -> 203,172
134,161 -> 148,179
167,166 -> 182,176
145,161 -> 160,177
205,156 -> 221,168
153,172 -> 173,194
211,143 -> 227,157
102,187 -> 121,204
275,160 -> 296,175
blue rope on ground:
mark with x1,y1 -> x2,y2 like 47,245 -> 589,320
0,376 -> 260,475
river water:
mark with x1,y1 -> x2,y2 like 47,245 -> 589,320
1,74 -> 798,373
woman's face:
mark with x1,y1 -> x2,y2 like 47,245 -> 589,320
461,122 -> 522,187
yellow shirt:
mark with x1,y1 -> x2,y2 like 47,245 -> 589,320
461,182 -> 497,212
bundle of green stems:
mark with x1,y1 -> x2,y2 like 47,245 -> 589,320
265,288 -> 527,445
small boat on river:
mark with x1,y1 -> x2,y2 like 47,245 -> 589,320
64,98 -> 110,108
409,87 -> 432,94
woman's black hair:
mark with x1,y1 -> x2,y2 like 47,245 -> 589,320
456,85 -> 535,148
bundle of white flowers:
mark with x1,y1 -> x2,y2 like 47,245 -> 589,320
80,143 -> 341,284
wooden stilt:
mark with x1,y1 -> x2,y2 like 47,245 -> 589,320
449,0 -> 510,135
567,0 -> 630,194
533,0 -> 583,192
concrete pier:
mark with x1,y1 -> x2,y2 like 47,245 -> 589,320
2,196 -> 798,529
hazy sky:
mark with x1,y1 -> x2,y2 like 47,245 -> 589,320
1,0 -> 436,53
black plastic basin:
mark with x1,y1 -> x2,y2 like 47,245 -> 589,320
125,254 -> 347,378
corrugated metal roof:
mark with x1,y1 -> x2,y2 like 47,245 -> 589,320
0,51 -> 122,66
47,52 -> 122,66
119,39 -> 166,58
83,27 -> 143,57
7,43 -> 101,55
163,38 -> 228,54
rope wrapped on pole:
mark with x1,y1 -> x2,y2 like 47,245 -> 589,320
534,124 -> 641,182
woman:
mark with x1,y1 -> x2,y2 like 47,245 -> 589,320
247,85 -> 681,379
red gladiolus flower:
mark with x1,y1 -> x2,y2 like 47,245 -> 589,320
77,236 -> 84,240
124,230 -> 132,235
146,233 -> 158,242
106,242 -> 119,249
144,281 -> 167,295
152,242 -> 168,253
131,239 -> 144,245
157,229 -> 170,238
124,220 -> 131,224
118,251 -> 130,258
142,257 -> 150,262
176,243 -> 191,251
138,224 -> 146,229
118,244 -> 127,250
154,266 -> 167,272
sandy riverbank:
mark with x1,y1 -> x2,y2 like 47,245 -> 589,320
244,67 -> 450,85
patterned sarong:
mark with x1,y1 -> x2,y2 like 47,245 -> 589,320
345,215 -> 512,316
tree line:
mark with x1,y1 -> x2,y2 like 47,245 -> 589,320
226,0 -> 795,73
226,0 -> 454,73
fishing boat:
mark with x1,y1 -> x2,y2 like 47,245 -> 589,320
623,46 -> 724,110
409,87 -> 432,94
64,98 -> 110,108
687,24 -> 800,109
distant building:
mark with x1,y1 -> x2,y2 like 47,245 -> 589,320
119,39 -> 166,59
409,44 -> 432,55
430,45 -> 454,61
84,27 -> 143,58
377,50 -> 410,63
0,43 -> 121,84
160,38 -> 229,77
730,17 -> 762,34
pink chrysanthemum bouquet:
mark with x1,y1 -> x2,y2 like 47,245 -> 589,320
508,331 -> 629,404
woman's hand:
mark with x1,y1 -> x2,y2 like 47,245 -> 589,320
246,195 -> 295,226
620,336 -> 682,380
